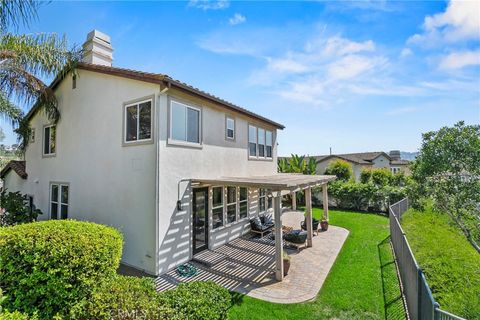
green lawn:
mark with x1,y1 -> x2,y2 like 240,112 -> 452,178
228,208 -> 406,320
402,207 -> 480,320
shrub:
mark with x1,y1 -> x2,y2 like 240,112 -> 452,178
324,159 -> 353,182
0,191 -> 42,226
0,289 -> 36,320
160,281 -> 231,320
359,168 -> 372,184
370,168 -> 393,187
0,220 -> 123,319
70,275 -> 177,320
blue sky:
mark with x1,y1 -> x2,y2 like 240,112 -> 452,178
2,0 -> 479,156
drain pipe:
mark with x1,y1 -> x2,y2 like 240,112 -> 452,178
177,178 -> 191,211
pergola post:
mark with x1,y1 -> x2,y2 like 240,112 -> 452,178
274,194 -> 284,281
305,187 -> 313,247
322,183 -> 329,220
291,192 -> 297,210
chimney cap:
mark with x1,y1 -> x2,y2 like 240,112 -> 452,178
86,29 -> 111,45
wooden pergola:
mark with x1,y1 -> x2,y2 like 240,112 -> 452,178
192,173 -> 336,281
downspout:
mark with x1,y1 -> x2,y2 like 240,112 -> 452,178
154,84 -> 169,275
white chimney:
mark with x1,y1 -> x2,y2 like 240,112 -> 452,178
82,30 -> 113,66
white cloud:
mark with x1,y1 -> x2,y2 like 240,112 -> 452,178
188,0 -> 229,10
439,50 -> 480,70
408,0 -> 480,45
400,48 -> 412,58
229,13 -> 246,26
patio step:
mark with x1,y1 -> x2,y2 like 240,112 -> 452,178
192,250 -> 228,268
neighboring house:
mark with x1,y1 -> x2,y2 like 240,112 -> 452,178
0,30 -> 333,279
314,151 -> 410,181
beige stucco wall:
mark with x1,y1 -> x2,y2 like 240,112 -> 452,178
5,72 -> 279,276
372,155 -> 390,168
6,70 -> 159,274
156,88 -> 278,274
2,170 -> 25,194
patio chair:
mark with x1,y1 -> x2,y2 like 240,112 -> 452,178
250,216 -> 274,238
283,230 -> 308,251
300,217 -> 320,235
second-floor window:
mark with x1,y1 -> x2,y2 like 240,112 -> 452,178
248,125 -> 273,159
170,100 -> 200,144
226,117 -> 235,140
125,99 -> 152,143
43,125 -> 56,156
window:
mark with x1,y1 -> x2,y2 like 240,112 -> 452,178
212,187 -> 224,229
391,167 -> 401,174
226,117 -> 235,140
266,131 -> 273,158
30,128 -> 35,143
239,187 -> 248,219
43,125 -> 56,155
170,100 -> 200,144
125,99 -> 152,143
248,125 -> 273,159
258,128 -> 265,157
226,186 -> 237,223
259,188 -> 272,213
248,125 -> 257,157
50,183 -> 68,220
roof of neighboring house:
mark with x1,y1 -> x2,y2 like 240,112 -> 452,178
25,62 -> 285,130
0,160 -> 27,179
311,152 -> 391,165
391,160 -> 410,165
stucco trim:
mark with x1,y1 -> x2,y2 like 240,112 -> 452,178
121,94 -> 156,147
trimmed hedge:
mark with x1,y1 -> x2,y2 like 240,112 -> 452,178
0,220 -> 123,319
71,275 -> 177,320
161,281 -> 231,320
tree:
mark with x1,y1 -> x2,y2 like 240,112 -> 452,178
0,0 -> 80,148
324,159 -> 353,182
278,154 -> 316,175
412,121 -> 480,247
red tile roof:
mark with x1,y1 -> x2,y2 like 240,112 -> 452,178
0,160 -> 27,179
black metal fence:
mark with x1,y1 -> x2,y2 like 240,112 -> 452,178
389,199 -> 465,320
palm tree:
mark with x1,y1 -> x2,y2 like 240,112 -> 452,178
0,0 -> 79,146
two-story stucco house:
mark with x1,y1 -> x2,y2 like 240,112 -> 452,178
1,30 -> 335,280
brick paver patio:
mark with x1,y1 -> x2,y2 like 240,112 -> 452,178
155,211 -> 349,303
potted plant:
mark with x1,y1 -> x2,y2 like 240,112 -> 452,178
320,218 -> 329,231
283,252 -> 291,276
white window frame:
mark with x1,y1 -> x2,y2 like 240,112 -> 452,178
168,99 -> 202,147
391,167 -> 401,174
50,182 -> 69,220
43,124 -> 56,157
266,130 -> 273,159
248,124 -> 258,158
211,186 -> 224,229
123,98 -> 154,145
226,186 -> 237,224
225,116 -> 235,141
238,187 -> 248,220
249,124 -> 273,160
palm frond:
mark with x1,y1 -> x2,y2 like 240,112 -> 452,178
0,0 -> 39,32
0,33 -> 81,77
0,90 -> 23,123
0,62 -> 58,121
